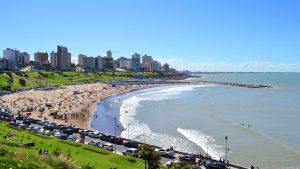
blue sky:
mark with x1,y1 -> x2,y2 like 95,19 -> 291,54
0,0 -> 299,72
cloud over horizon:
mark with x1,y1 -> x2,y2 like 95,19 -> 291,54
156,58 -> 300,72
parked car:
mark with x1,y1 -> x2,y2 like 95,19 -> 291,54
17,123 -> 27,129
67,135 -> 77,142
123,141 -> 139,148
206,162 -> 228,169
23,118 -> 34,125
62,128 -> 77,135
122,148 -> 139,157
88,141 -> 102,147
9,121 -> 19,127
101,143 -> 114,151
179,154 -> 196,162
156,148 -> 175,158
53,133 -> 68,140
88,131 -> 101,139
100,134 -> 111,142
115,137 -> 123,145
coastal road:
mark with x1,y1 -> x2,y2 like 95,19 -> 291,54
28,122 -> 179,164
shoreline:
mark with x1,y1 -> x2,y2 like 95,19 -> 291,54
0,80 -> 199,130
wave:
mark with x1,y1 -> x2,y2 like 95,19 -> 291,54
177,128 -> 224,160
119,85 -> 213,152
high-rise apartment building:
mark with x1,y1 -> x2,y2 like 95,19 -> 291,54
78,54 -> 87,66
142,55 -> 153,71
34,52 -> 49,63
51,46 -> 71,71
96,56 -> 104,71
119,57 -> 131,69
161,63 -> 170,72
3,48 -> 20,70
151,60 -> 161,72
107,50 -> 112,58
19,52 -> 30,67
131,53 -> 141,71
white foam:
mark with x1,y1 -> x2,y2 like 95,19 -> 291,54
177,128 -> 224,160
119,85 -> 212,152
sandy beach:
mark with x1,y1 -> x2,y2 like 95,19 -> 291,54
0,82 -> 196,129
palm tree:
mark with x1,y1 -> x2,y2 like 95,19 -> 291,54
139,144 -> 161,169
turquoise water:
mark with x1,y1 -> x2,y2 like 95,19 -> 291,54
93,73 -> 300,169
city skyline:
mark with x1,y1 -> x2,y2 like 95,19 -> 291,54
0,0 -> 299,72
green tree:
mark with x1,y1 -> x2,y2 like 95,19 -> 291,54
167,161 -> 200,169
139,144 -> 161,169
19,79 -> 26,86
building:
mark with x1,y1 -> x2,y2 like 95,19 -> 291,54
119,57 -> 131,69
51,46 -> 71,71
50,51 -> 57,68
142,55 -> 153,71
3,48 -> 20,70
161,63 -> 170,72
85,56 -> 96,70
0,59 -> 12,70
34,52 -> 49,63
102,56 -> 114,70
131,53 -> 141,71
107,50 -> 112,58
96,56 -> 104,71
19,52 -> 30,67
78,54 -> 86,66
150,60 -> 161,72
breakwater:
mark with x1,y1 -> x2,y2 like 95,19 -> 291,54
199,81 -> 272,88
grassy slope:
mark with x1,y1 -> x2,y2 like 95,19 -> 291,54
0,122 -> 145,169
0,71 -> 135,91
0,71 -> 177,91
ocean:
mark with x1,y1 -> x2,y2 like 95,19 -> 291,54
91,73 -> 300,169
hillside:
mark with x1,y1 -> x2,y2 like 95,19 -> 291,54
0,71 -> 174,91
0,122 -> 146,169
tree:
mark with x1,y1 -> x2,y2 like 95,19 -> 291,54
19,79 -> 26,86
167,161 -> 200,169
139,144 -> 161,169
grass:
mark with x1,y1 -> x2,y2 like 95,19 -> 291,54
0,71 -> 177,91
0,121 -> 146,169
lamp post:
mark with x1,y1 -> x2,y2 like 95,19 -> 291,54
225,136 -> 228,161
114,117 -> 117,154
127,123 -> 131,140
207,138 -> 209,156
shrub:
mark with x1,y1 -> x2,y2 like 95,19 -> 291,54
6,72 -> 12,78
19,78 -> 26,86
81,163 -> 96,169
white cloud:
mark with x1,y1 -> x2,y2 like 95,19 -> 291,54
155,58 -> 300,72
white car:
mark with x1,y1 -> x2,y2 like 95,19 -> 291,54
101,143 -> 114,151
122,148 -> 139,157
156,148 -> 175,158
88,141 -> 101,147
53,132 -> 61,138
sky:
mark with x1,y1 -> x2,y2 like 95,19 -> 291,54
0,0 -> 299,72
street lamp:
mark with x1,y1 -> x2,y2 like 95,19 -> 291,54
127,123 -> 131,140
207,138 -> 209,157
114,117 -> 117,154
225,136 -> 228,161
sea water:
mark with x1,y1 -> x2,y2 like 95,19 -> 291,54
92,73 -> 300,169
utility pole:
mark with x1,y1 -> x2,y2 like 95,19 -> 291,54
114,117 -> 117,154
225,136 -> 228,161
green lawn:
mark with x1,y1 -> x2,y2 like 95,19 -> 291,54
0,122 -> 145,169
